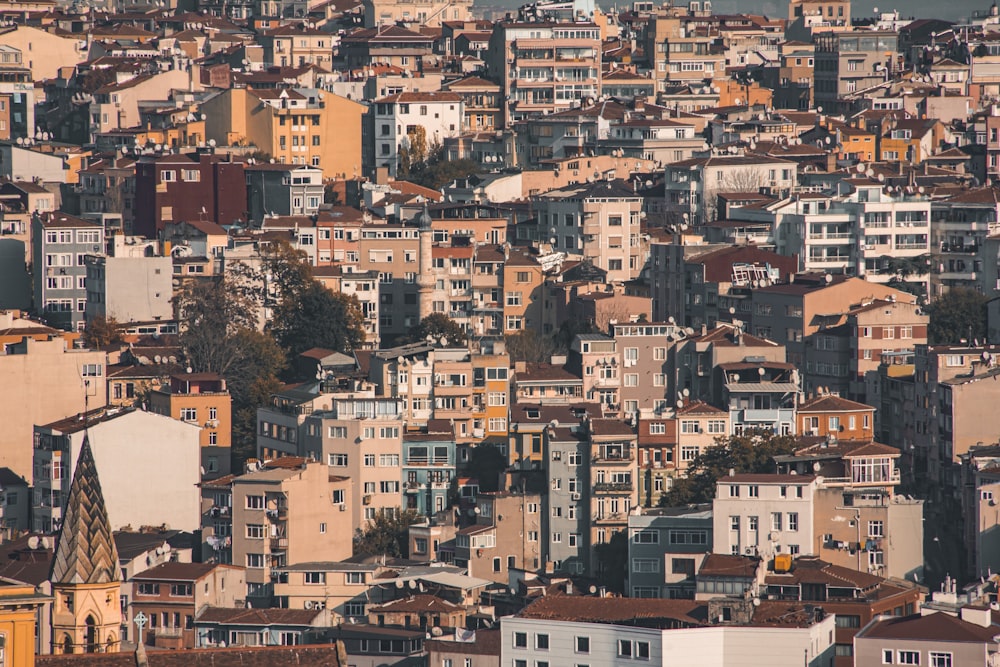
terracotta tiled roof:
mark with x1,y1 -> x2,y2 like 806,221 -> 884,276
843,442 -> 899,457
860,611 -> 999,642
519,593 -> 705,625
36,645 -> 346,666
698,553 -> 758,577
196,606 -> 322,626
797,395 -> 875,413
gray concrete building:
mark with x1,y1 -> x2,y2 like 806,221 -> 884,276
31,212 -> 104,331
627,505 -> 713,599
542,425 -> 590,575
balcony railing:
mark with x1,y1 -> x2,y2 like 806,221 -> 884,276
270,537 -> 288,550
593,481 -> 634,493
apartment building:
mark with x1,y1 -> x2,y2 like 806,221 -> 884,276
512,360 -> 584,405
133,150 -> 246,239
644,15 -> 726,89
674,401 -> 730,472
402,432 -> 455,516
663,153 -> 798,224
470,348 -> 512,444
500,248 -> 544,335
484,21 -> 602,124
588,418 -> 639,572
219,458 -> 352,604
932,187 -> 1000,297
245,164 -> 325,224
314,268 -> 381,348
543,426 -> 590,575
301,396 -> 405,532
31,212 -> 103,331
913,344 -> 1000,492
566,334 -> 620,414
637,417 -> 677,506
628,505 -> 713,599
814,31 -> 900,113
362,0 -> 472,27
609,322 -> 679,418
713,473 -> 818,559
535,179 -> 643,282
721,359 -> 800,435
341,26 -> 435,74
259,25 -> 333,69
83,248 -> 172,325
509,403 -> 589,470
33,407 -> 201,533
454,492 -> 542,583
149,373 -> 232,456
442,75 -> 503,133
854,611 -> 1000,667
130,562 -> 245,649
370,92 -> 464,178
765,41 -> 815,111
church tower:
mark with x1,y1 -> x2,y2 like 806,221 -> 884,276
49,436 -> 123,654
416,202 -> 435,322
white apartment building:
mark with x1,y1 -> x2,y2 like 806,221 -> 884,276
372,92 -> 464,177
712,473 -> 818,559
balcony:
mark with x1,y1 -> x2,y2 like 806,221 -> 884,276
593,447 -> 634,464
270,537 -> 288,551
593,481 -> 634,494
739,408 -> 781,423
593,512 -> 629,524
821,469 -> 901,487
940,242 -> 979,254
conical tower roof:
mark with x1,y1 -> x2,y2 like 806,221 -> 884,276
50,436 -> 122,585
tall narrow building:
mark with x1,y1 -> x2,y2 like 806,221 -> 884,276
416,203 -> 435,322
48,436 -> 123,654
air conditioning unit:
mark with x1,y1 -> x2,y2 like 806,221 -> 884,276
338,503 -> 346,511
571,492 -> 581,501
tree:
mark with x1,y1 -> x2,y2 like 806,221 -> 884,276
353,509 -> 422,558
404,142 -> 481,190
398,313 -> 468,346
82,315 -> 125,349
924,287 -> 988,345
704,168 -> 767,222
464,442 -> 507,493
505,329 -> 560,363
271,281 -> 366,357
659,431 -> 800,507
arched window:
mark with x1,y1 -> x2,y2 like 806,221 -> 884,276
106,632 -> 117,652
62,634 -> 73,654
85,616 -> 98,653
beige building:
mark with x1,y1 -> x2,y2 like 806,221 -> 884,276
92,69 -> 201,135
0,25 -> 85,81
204,458 -> 353,605
587,418 -> 639,571
454,491 -> 542,583
260,25 -> 333,69
0,336 -> 106,483
362,0 -> 473,28
301,396 -> 404,533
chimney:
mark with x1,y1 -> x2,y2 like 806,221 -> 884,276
960,606 -> 992,628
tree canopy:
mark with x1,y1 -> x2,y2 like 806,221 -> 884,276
82,315 -> 125,349
271,281 -> 366,357
464,442 -> 508,493
659,431 -> 800,507
924,287 -> 988,345
398,313 -> 468,347
402,143 -> 481,190
353,509 -> 422,558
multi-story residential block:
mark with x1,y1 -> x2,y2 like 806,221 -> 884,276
960,446 -> 1000,578
501,595 -> 837,667
500,248 -> 543,335
543,425 -> 589,575
627,505 -> 712,599
212,458 -> 353,604
301,396 -> 405,531
133,150 -> 246,239
402,431 -> 455,516
31,212 -> 103,331
314,268 -> 381,348
362,0 -> 472,27
83,244 -> 173,325
813,31 -> 900,113
854,610 -> 1000,667
341,26 -> 435,74
259,25 -> 333,69
721,359 -> 800,435
567,334 -> 619,414
129,562 -> 245,649
484,21 -> 602,124
0,468 -> 28,536
588,418 -> 639,573
535,179 -> 643,282
32,407 -> 201,533
195,607 -> 327,648
674,401 -> 730,471
638,417 -> 677,506
442,75 -> 502,133
370,92 -> 464,178
610,322 -> 678,419
765,41 -> 815,111
512,360 -> 584,406
470,347 -> 511,444
663,153 -> 798,224
931,188 -> 1000,297
149,373 -> 232,474
713,473 -> 818,559
245,164 -> 324,224
454,491 -> 542,583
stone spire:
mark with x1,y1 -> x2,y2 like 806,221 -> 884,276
50,436 -> 122,585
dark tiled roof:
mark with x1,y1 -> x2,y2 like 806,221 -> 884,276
35,645 -> 346,666
698,553 -> 758,577
196,607 -> 322,626
860,611 -> 999,642
519,594 -> 705,625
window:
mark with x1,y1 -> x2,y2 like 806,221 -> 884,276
869,520 -> 884,538
929,653 -> 951,667
636,642 -> 650,659
883,649 -> 894,664
170,583 -> 192,597
328,454 -> 348,467
346,572 -> 365,584
771,513 -> 783,531
245,495 -> 264,510
305,572 -> 325,584
618,640 -> 632,657
575,636 -> 590,653
137,583 -> 159,595
180,408 -> 197,422
897,651 -> 919,665
535,634 -> 549,650
788,512 -> 798,531
245,524 -> 265,539
364,454 -> 375,467
246,553 -> 265,568
748,485 -> 759,498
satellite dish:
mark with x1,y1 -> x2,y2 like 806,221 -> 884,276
676,399 -> 685,408
208,139 -> 217,147
682,388 -> 690,397
27,536 -> 39,549
395,580 -> 404,588
857,163 -> 866,173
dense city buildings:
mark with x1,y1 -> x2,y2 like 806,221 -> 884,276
5,1 -> 1000,665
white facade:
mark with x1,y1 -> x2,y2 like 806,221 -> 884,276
33,409 -> 201,533
712,476 -> 818,559
500,613 -> 836,667
84,254 -> 173,324
372,93 -> 464,177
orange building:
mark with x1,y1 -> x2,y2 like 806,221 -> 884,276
797,393 -> 876,440
149,373 -> 232,450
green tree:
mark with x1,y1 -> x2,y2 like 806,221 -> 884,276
659,431 -> 800,507
924,287 -> 989,345
594,530 -> 629,594
398,313 -> 468,346
463,442 -> 507,493
505,329 -> 559,363
353,509 -> 422,558
404,143 -> 481,190
271,281 -> 365,357
176,279 -> 286,469
82,315 -> 125,349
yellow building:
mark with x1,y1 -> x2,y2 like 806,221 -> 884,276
201,87 -> 365,180
471,350 -> 510,442
149,373 -> 232,449
0,576 -> 47,667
